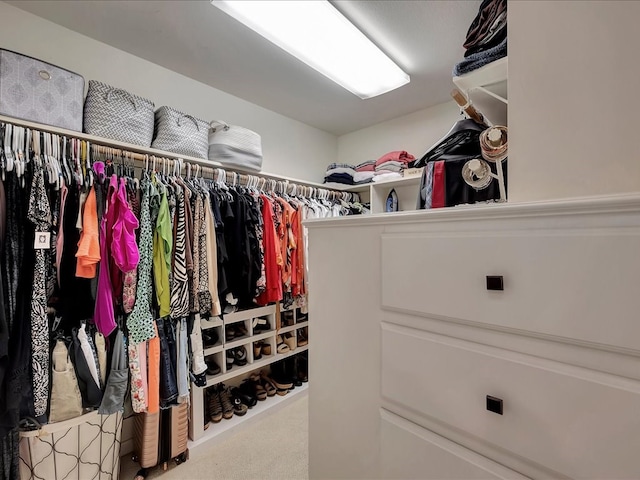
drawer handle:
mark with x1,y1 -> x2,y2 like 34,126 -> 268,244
486,395 -> 503,415
486,275 -> 504,291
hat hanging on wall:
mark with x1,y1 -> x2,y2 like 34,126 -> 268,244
462,158 -> 494,190
386,188 -> 399,212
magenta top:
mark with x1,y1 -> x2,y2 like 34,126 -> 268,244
112,177 -> 140,272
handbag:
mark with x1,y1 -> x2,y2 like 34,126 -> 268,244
151,106 -> 209,159
83,80 -> 155,147
49,338 -> 83,423
208,120 -> 263,172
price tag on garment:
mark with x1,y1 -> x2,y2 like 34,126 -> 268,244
34,231 -> 51,250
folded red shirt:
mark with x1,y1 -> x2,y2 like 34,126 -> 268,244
375,150 -> 415,167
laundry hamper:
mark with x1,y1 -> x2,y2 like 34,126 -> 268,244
18,410 -> 124,480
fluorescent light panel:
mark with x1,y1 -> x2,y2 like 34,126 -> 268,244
211,0 -> 410,99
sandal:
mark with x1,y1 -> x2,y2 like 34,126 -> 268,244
253,341 -> 263,360
297,329 -> 308,347
261,370 -> 292,395
277,335 -> 290,354
284,332 -> 297,351
259,374 -> 277,397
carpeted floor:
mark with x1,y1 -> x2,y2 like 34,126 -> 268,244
119,395 -> 309,480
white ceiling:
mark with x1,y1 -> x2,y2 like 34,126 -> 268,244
9,0 -> 481,136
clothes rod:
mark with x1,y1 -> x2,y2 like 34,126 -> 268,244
0,114 -> 346,192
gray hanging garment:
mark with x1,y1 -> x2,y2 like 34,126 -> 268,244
98,328 -> 128,415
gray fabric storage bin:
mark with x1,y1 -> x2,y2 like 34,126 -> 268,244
152,106 -> 209,159
83,80 -> 155,147
0,49 -> 84,131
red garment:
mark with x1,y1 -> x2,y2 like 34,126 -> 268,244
276,198 -> 296,293
256,196 -> 283,305
432,161 -> 446,208
374,150 -> 415,168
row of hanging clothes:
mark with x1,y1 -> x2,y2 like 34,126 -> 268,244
0,120 -> 363,480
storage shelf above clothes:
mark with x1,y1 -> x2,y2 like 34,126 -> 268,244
453,57 -> 508,104
452,57 -> 508,127
0,114 -> 337,191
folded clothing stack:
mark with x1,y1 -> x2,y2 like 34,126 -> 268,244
373,150 -> 416,182
324,163 -> 374,186
355,160 -> 376,172
453,0 -> 507,77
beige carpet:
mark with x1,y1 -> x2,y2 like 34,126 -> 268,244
120,395 -> 309,480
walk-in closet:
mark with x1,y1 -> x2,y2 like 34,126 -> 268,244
0,1 -> 638,479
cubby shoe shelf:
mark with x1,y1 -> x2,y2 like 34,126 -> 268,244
189,383 -> 308,449
279,321 -> 308,334
203,345 -> 309,387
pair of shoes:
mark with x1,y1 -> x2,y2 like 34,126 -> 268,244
226,346 -> 248,370
253,341 -> 273,359
207,386 -> 224,423
253,341 -> 263,360
233,384 -> 258,408
297,329 -> 308,347
284,332 -> 297,351
202,329 -> 219,348
238,374 -> 268,403
296,313 -> 308,324
298,354 -> 308,383
272,358 -> 302,392
225,324 -> 248,342
205,357 -> 221,376
209,384 -> 247,421
280,311 -> 294,327
252,317 -> 271,332
261,367 -> 293,396
276,335 -> 290,354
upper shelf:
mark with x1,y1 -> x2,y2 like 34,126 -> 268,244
453,57 -> 508,104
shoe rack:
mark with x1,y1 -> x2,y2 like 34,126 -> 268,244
190,301 -> 309,442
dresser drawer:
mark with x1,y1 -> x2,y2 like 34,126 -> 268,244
381,410 -> 528,479
381,323 -> 640,479
381,231 -> 640,351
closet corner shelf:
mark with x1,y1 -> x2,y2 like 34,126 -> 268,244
0,114 -> 335,191
453,56 -> 508,103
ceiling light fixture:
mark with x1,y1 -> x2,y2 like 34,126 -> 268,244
210,0 -> 410,99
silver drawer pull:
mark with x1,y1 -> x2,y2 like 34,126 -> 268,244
486,276 -> 504,291
38,70 -> 51,80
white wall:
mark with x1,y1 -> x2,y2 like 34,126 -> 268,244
508,0 -> 640,203
0,1 -> 337,183
337,101 -> 461,165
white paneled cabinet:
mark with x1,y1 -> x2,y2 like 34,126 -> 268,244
306,194 -> 640,479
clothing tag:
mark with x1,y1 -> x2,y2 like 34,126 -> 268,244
34,231 -> 51,249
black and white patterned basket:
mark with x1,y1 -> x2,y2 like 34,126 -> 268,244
83,80 -> 155,147
151,106 -> 209,159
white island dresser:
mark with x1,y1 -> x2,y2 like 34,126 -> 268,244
306,194 -> 640,479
